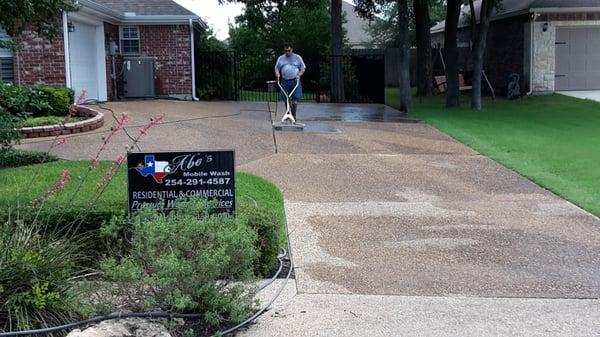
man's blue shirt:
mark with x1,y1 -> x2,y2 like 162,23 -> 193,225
275,53 -> 306,80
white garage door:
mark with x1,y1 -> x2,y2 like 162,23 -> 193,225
69,21 -> 99,101
555,27 -> 600,91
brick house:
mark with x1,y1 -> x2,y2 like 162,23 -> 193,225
0,0 -> 206,102
430,0 -> 600,94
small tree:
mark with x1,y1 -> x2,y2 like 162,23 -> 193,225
331,0 -> 345,103
470,0 -> 502,110
0,0 -> 78,49
414,0 -> 433,96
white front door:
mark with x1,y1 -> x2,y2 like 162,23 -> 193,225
69,21 -> 99,101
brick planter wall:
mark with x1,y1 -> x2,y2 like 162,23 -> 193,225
19,106 -> 104,138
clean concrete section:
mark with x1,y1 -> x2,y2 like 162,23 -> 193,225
18,100 -> 600,336
242,290 -> 600,337
558,91 -> 600,102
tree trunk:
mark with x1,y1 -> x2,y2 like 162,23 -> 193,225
468,0 -> 478,43
414,0 -> 432,97
331,0 -> 345,103
397,0 -> 411,112
471,0 -> 494,110
445,0 -> 462,108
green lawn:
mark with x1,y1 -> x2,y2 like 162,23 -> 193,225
0,160 -> 287,245
387,89 -> 600,216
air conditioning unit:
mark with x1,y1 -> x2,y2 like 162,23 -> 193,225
123,57 -> 155,98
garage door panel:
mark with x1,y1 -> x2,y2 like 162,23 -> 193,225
569,72 -> 588,89
555,27 -> 600,90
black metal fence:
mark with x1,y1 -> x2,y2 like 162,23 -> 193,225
195,50 -> 385,104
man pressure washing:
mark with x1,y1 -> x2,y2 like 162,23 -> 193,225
275,46 -> 306,122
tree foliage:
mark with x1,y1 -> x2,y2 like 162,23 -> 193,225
225,0 -> 331,57
0,0 -> 78,49
362,0 -> 445,48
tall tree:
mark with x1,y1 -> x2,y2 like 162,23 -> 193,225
331,0 -> 345,103
470,0 -> 499,110
0,0 -> 78,49
444,0 -> 462,107
414,0 -> 432,96
397,0 -> 411,112
355,0 -> 411,112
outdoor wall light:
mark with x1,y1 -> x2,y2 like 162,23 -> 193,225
67,21 -> 75,32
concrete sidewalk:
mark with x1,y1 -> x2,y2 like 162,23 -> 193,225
558,91 -> 600,103
18,100 -> 600,336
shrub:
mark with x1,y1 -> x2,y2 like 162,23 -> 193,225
0,222 -> 91,332
0,149 -> 58,168
0,83 -> 74,120
239,204 -> 281,277
35,86 -> 75,117
0,106 -> 20,149
99,199 -> 258,327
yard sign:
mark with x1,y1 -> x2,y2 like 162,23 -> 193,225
127,151 -> 236,214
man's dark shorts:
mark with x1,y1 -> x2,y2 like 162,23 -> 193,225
280,78 -> 303,101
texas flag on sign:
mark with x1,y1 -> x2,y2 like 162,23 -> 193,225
135,155 -> 172,184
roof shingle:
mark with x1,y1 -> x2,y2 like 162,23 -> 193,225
91,0 -> 196,16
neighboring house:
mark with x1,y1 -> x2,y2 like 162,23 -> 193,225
343,1 -> 373,49
430,0 -> 600,94
0,0 -> 206,102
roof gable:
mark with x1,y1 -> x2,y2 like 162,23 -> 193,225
431,0 -> 600,33
91,0 -> 196,16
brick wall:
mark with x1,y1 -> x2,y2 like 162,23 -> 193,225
484,15 -> 527,94
139,25 -> 192,97
14,30 -> 66,86
430,15 -> 528,95
104,22 -> 120,101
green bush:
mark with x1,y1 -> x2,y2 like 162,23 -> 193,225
0,83 -> 74,120
0,222 -> 91,332
0,149 -> 58,168
0,106 -> 20,149
240,204 -> 281,277
35,86 -> 75,117
100,200 -> 258,327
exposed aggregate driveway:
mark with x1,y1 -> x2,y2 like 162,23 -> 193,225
18,100 -> 600,336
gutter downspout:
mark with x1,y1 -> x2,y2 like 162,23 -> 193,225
189,19 -> 198,101
527,13 -> 534,95
62,11 -> 72,89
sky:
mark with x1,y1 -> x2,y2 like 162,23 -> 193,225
174,0 -> 245,40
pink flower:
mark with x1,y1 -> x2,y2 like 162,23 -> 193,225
76,90 -> 88,105
31,170 -> 71,208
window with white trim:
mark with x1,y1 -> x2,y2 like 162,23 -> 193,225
0,27 -> 14,83
119,25 -> 140,54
